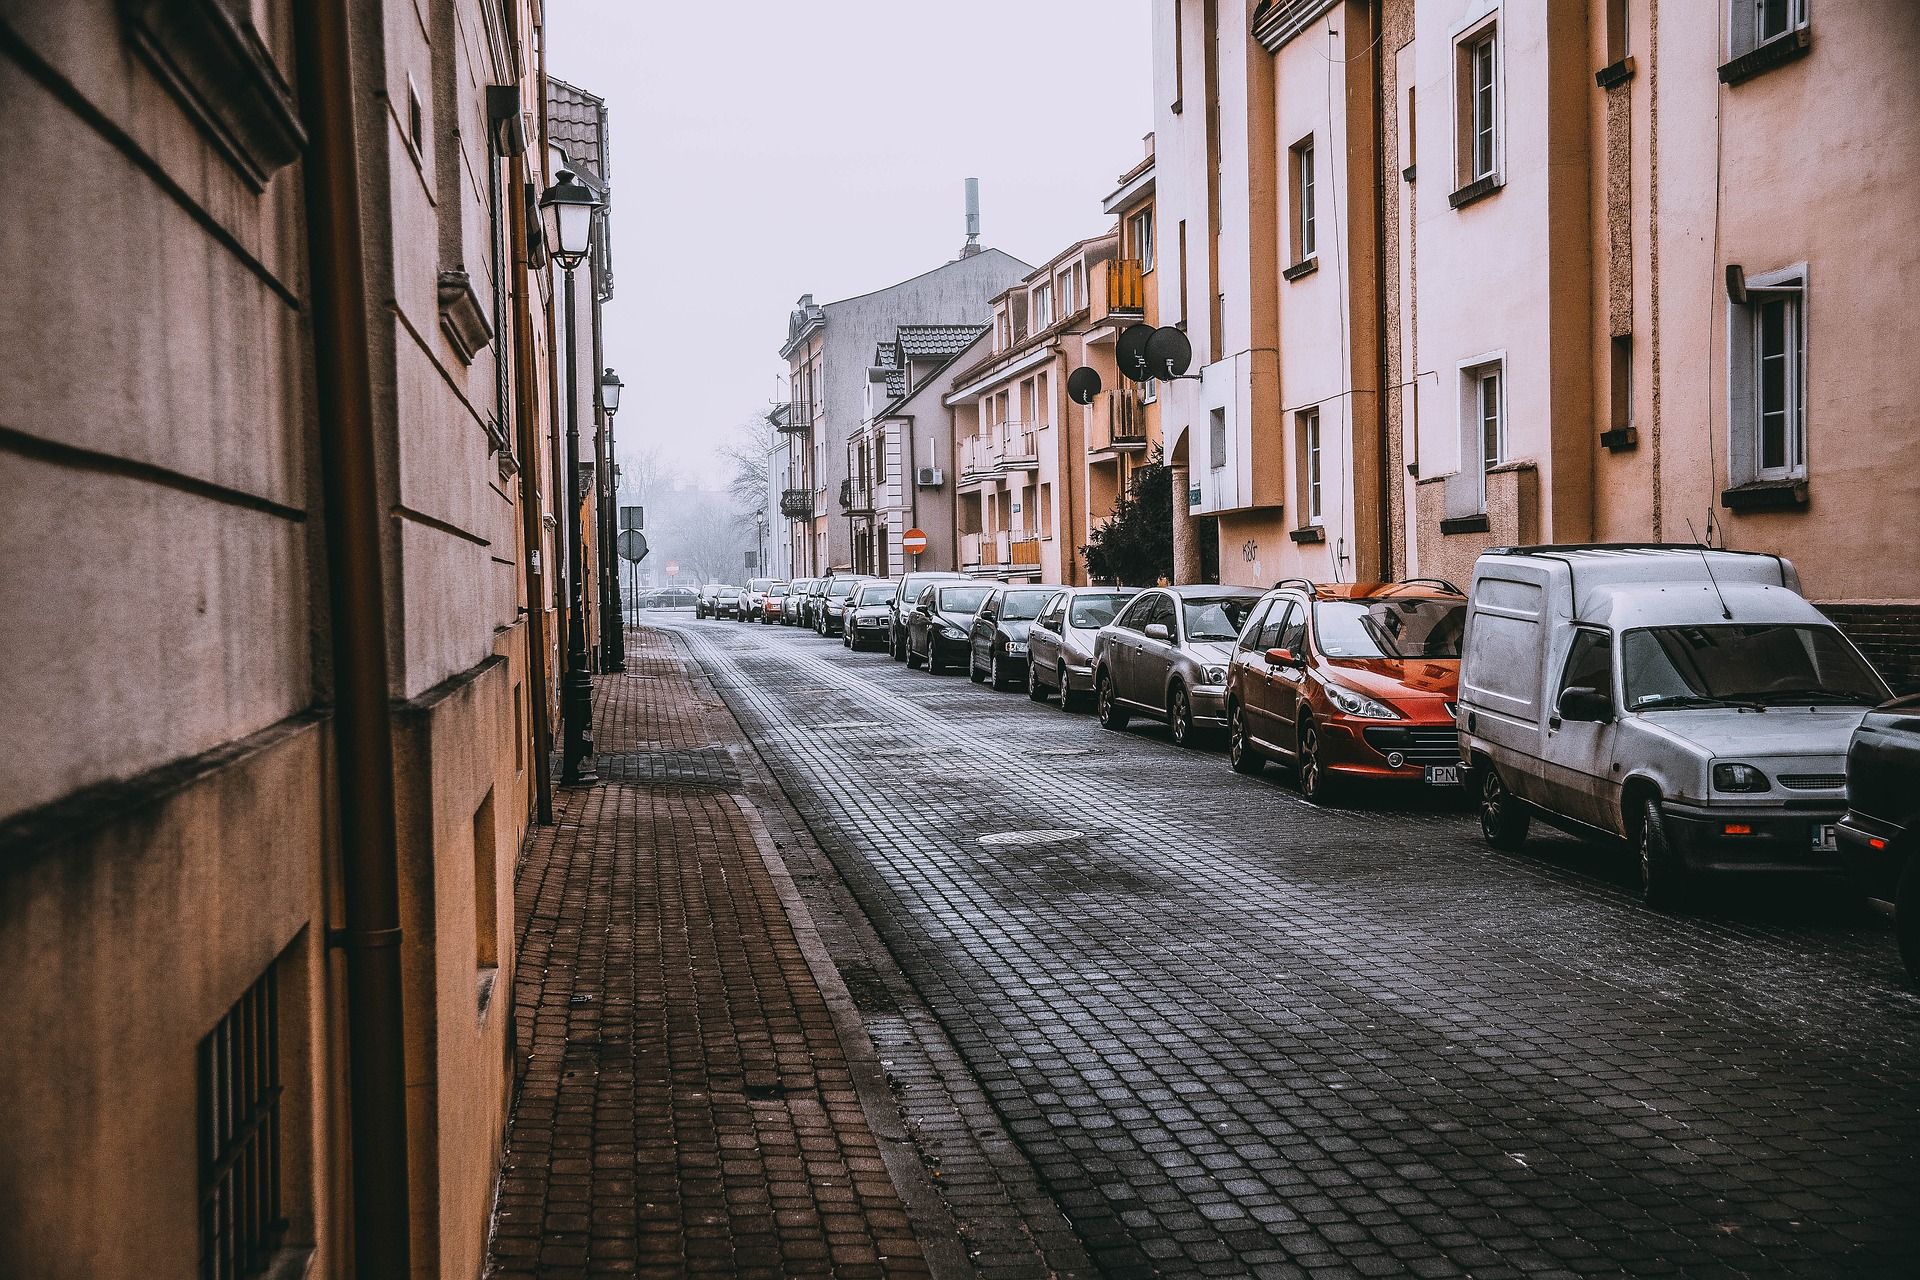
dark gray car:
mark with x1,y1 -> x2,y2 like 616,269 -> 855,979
1026,587 -> 1140,710
968,585 -> 1060,690
905,581 -> 994,673
1094,585 -> 1264,747
888,571 -> 968,660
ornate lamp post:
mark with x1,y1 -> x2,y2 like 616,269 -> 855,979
540,169 -> 601,786
598,366 -> 626,671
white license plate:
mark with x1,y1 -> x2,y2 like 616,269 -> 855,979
1006,642 -> 1028,654
1813,823 -> 1837,852
1425,765 -> 1462,786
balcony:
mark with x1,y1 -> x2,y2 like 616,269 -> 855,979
998,426 -> 1038,472
1106,258 -> 1146,317
1008,534 -> 1041,569
779,400 -> 815,433
840,477 -> 874,514
960,531 -> 1000,572
780,488 -> 814,519
1090,390 -> 1149,454
958,434 -> 997,484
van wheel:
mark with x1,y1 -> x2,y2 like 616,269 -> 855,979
1097,672 -> 1129,730
1296,715 -> 1341,806
1477,765 -> 1531,850
1638,796 -> 1691,910
1229,703 -> 1264,775
1896,850 -> 1920,982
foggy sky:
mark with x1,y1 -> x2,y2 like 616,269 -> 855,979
546,0 -> 1153,488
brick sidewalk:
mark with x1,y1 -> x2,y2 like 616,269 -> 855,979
485,631 -> 932,1278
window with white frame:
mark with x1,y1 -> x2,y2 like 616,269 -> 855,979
1456,23 -> 1499,187
1032,281 -> 1053,331
1130,208 -> 1155,271
1292,137 -> 1316,262
1729,267 -> 1806,484
1142,377 -> 1157,405
1733,0 -> 1807,55
1209,407 -> 1227,471
1477,365 -> 1504,469
1300,408 -> 1323,523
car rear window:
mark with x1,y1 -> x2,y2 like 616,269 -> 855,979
856,583 -> 899,605
1314,598 -> 1466,659
1000,589 -> 1054,621
1183,597 -> 1259,642
937,585 -> 992,615
1068,593 -> 1131,629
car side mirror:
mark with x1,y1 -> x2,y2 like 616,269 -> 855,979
1144,622 -> 1171,641
1266,647 -> 1303,668
1557,686 -> 1613,723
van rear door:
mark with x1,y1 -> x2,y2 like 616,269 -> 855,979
1462,565 -> 1550,791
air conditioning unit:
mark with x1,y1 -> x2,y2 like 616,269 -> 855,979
915,466 -> 944,488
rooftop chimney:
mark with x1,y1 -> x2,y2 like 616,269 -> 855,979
960,177 -> 982,257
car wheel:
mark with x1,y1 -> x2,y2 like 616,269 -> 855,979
1168,682 -> 1197,748
1296,715 -> 1341,806
1637,796 -> 1690,910
1027,658 -> 1048,702
1097,672 -> 1129,730
1477,764 -> 1531,851
906,639 -> 924,670
1896,848 -> 1920,982
1229,702 -> 1264,775
1058,666 -> 1084,712
991,649 -> 1014,691
970,650 -> 987,683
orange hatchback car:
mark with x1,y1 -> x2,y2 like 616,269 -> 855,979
1225,580 -> 1468,803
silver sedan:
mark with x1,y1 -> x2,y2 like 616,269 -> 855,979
1093,585 -> 1264,747
1026,587 -> 1140,711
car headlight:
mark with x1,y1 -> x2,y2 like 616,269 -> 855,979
1201,665 -> 1228,685
1713,762 -> 1770,792
1321,681 -> 1402,719
942,625 -> 967,640
1006,641 -> 1028,654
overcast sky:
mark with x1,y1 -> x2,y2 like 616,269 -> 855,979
547,1 -> 1153,488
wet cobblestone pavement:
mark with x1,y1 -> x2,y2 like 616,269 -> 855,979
675,616 -> 1920,1280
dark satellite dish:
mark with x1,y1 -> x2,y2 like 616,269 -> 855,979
1067,366 -> 1103,406
1145,326 -> 1193,380
1116,322 -> 1156,383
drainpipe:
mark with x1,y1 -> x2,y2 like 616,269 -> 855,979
508,151 -> 555,823
292,3 -> 412,1277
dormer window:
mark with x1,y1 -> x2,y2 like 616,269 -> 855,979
1032,281 -> 1053,331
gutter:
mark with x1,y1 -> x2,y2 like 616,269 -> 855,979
509,148 -> 556,822
292,4 -> 412,1276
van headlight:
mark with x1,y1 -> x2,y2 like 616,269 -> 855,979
1322,681 -> 1402,719
1713,762 -> 1769,792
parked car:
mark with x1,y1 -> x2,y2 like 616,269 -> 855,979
1838,693 -> 1920,979
714,586 -> 746,620
968,585 -> 1060,690
639,586 -> 698,611
695,583 -> 724,618
888,571 -> 968,660
1093,586 -> 1264,746
756,581 -> 790,623
844,580 -> 901,651
783,578 -> 817,625
1457,545 -> 1890,907
1027,587 -> 1140,710
817,574 -> 873,637
801,577 -> 833,629
1225,580 -> 1467,802
905,581 -> 995,673
742,577 -> 777,621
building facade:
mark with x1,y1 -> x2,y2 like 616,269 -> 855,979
0,1 -> 600,1275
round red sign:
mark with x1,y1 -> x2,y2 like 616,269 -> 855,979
901,528 -> 929,555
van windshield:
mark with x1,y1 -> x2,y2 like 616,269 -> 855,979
1622,624 -> 1887,709
1314,598 -> 1466,659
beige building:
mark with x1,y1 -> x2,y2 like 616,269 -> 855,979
1084,140 -> 1164,561
0,1 -> 590,1275
1150,0 -> 1919,686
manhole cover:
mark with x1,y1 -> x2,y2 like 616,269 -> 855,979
977,829 -> 1085,848
814,720 -> 890,731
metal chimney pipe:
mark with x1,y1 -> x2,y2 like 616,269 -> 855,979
965,177 -> 980,240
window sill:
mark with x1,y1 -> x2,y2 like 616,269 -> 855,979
1289,525 -> 1326,544
1449,173 -> 1502,210
1721,478 -> 1808,511
1401,163 -> 1416,184
1719,27 -> 1810,86
1600,426 -> 1638,453
1594,56 -> 1636,89
1282,257 -> 1319,282
1440,513 -> 1491,535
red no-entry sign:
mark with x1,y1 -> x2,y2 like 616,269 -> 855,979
902,528 -> 929,555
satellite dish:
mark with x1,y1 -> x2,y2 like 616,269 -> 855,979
1145,326 -> 1193,380
1115,322 -> 1156,383
1067,366 -> 1102,406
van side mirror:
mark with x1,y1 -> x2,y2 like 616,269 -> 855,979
1266,647 -> 1303,668
1557,686 -> 1613,723
1144,622 -> 1171,641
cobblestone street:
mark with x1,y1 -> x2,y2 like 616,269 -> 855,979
670,617 -> 1920,1280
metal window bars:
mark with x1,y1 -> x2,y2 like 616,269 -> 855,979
199,966 -> 287,1280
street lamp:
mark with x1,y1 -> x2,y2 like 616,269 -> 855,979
598,367 -> 626,672
541,169 -> 602,786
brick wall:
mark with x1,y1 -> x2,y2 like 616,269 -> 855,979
1819,604 -> 1920,695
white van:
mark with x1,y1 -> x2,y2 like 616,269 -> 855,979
1457,545 -> 1890,906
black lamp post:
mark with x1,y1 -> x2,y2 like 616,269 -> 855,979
598,367 -> 626,672
541,168 -> 601,787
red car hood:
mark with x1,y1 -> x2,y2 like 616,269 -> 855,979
1322,656 -> 1459,702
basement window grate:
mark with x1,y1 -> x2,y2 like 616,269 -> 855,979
199,966 -> 287,1280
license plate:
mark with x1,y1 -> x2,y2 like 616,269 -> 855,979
1813,823 -> 1837,852
1425,765 -> 1462,787
1006,642 -> 1028,654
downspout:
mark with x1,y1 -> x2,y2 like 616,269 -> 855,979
509,152 -> 555,823
291,4 -> 412,1277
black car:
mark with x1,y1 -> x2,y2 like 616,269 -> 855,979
843,580 -> 900,651
888,571 -> 967,661
816,574 -> 873,637
904,581 -> 993,673
713,586 -> 746,620
967,585 -> 1060,690
1838,693 -> 1920,979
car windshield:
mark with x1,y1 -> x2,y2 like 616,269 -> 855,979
937,585 -> 992,615
1313,598 -> 1466,659
719,588 -> 740,598
1182,596 -> 1259,642
1622,624 -> 1886,709
1068,593 -> 1131,629
769,584 -> 789,596
828,579 -> 863,598
1000,590 -> 1054,622
856,583 -> 898,605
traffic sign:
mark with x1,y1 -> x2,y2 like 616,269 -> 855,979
617,530 -> 649,563
901,528 -> 929,555
665,561 -> 680,577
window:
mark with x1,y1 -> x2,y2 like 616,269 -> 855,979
1039,482 -> 1053,532
1142,377 -> 1157,405
1455,24 -> 1499,190
1728,269 -> 1806,487
1278,604 -> 1308,657
1130,208 -> 1155,271
1177,220 -> 1189,327
1172,0 -> 1185,111
1299,408 -> 1323,522
1032,281 -> 1053,330
1209,407 -> 1227,471
1756,296 -> 1799,475
200,963 -> 287,1279
1470,33 -> 1496,179
1607,335 -> 1635,447
405,76 -> 424,159
1291,137 -> 1317,262
1559,628 -> 1615,704
1606,0 -> 1630,63
1477,366 -> 1504,469
1238,601 -> 1274,651
474,789 -> 499,977
1740,0 -> 1806,51
1116,595 -> 1156,631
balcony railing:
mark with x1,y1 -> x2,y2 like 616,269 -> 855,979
998,427 -> 1038,471
1107,258 -> 1146,316
840,477 -> 874,514
779,400 -> 815,433
1090,390 -> 1149,453
780,488 -> 814,519
1009,534 -> 1041,568
960,531 -> 998,570
958,434 -> 997,481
